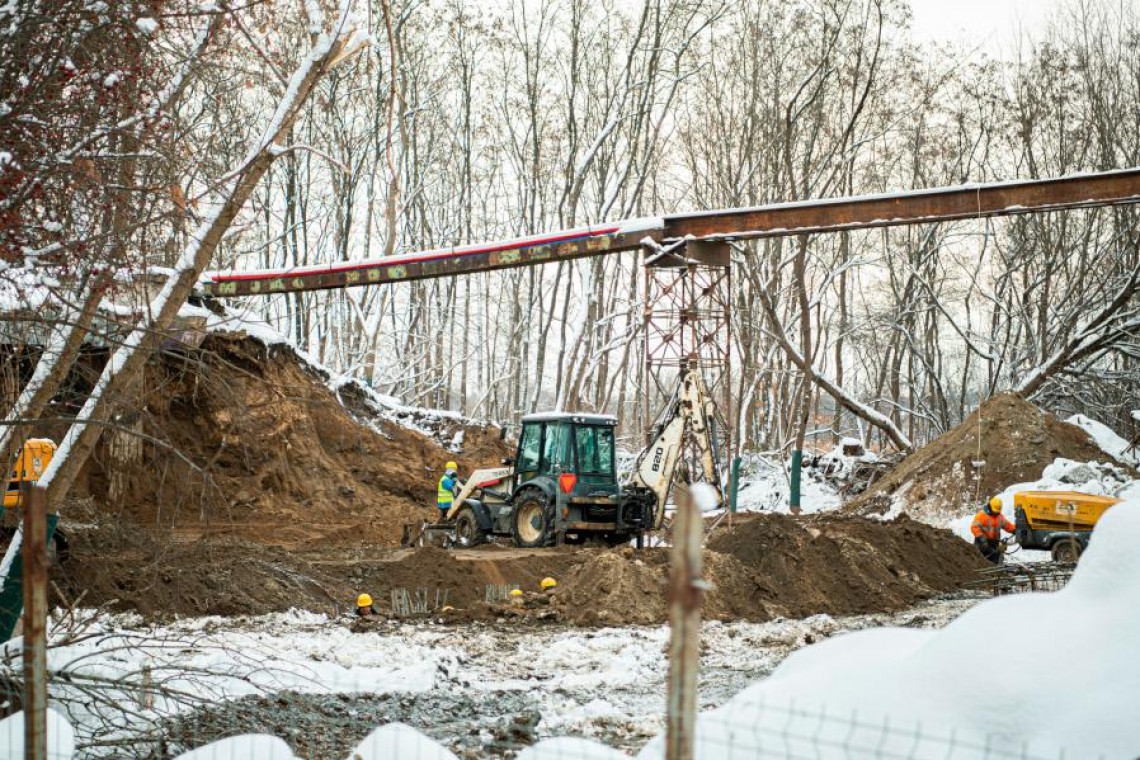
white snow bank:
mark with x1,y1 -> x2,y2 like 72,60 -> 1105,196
517,737 -> 626,760
351,723 -> 459,760
636,498 -> 1140,759
175,734 -> 298,760
1066,413 -> 1138,465
0,708 -> 75,759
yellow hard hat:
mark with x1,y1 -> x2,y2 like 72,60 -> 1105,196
356,593 -> 373,608
540,577 -> 558,590
989,497 -> 1003,512
445,461 -> 458,471
509,588 -> 524,597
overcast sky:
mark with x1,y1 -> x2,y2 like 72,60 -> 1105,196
909,0 -> 1068,51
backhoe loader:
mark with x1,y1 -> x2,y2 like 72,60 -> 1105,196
407,367 -> 724,549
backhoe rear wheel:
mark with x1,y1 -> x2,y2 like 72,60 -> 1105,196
1051,537 -> 1081,564
510,490 -> 552,548
454,506 -> 485,548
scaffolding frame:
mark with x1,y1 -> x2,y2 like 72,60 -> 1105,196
642,241 -> 734,490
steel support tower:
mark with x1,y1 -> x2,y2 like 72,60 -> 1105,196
642,240 -> 734,488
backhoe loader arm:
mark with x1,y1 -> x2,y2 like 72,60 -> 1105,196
625,368 -> 724,529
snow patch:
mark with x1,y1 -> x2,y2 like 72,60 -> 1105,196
1066,413 -> 1138,465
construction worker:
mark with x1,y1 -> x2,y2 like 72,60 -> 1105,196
971,496 -> 1015,563
436,461 -> 463,522
355,593 -> 376,617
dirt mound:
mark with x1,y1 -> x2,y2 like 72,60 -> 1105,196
551,549 -> 670,625
350,546 -> 585,614
70,334 -> 508,549
845,392 -> 1125,520
705,513 -> 985,618
57,525 -> 352,618
57,514 -> 982,622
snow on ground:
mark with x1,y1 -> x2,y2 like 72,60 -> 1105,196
1066,413 -> 1139,466
733,453 -> 842,514
15,598 -> 979,757
634,494 -> 1140,760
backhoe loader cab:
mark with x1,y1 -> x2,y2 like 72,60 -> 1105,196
513,413 -> 619,499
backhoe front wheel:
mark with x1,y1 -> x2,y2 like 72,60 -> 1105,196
454,507 -> 486,548
511,491 -> 553,548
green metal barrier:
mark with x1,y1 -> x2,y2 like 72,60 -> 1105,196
790,449 -> 803,511
729,456 -> 741,513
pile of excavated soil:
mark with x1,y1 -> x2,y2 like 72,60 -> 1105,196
348,546 -> 585,613
69,334 -> 508,549
57,513 -> 982,623
706,513 -> 986,618
57,525 -> 353,617
845,392 -> 1126,520
551,548 -> 671,626
544,514 -> 982,626
45,333 -> 978,624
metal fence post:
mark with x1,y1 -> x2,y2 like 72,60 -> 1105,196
21,483 -> 47,760
666,488 -> 704,760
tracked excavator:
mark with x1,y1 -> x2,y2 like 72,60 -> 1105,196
405,367 -> 725,549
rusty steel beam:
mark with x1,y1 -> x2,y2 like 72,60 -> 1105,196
665,167 -> 1140,240
204,226 -> 659,298
202,168 -> 1140,297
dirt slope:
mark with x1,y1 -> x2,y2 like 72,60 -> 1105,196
70,334 -> 508,548
845,392 -> 1124,520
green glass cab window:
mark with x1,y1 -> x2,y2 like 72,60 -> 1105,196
542,422 -> 572,472
575,425 -> 614,475
518,423 -> 541,472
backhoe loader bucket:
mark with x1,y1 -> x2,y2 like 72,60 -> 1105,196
400,519 -> 455,549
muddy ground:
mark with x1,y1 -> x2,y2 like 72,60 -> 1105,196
41,333 -> 986,626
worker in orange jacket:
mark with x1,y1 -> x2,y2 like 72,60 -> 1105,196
972,496 -> 1015,563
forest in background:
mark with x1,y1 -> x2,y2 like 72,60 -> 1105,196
2,0 -> 1139,475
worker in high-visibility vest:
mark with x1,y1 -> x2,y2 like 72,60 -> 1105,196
436,461 -> 463,522
971,496 -> 1015,563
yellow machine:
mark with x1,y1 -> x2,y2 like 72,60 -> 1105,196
1013,490 -> 1120,562
3,439 -> 56,508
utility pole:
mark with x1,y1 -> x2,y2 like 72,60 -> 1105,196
666,486 -> 707,760
21,482 -> 48,760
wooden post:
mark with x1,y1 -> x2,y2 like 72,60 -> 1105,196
21,483 -> 47,760
666,487 -> 704,760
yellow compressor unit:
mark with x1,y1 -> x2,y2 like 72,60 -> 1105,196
1013,490 -> 1120,563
